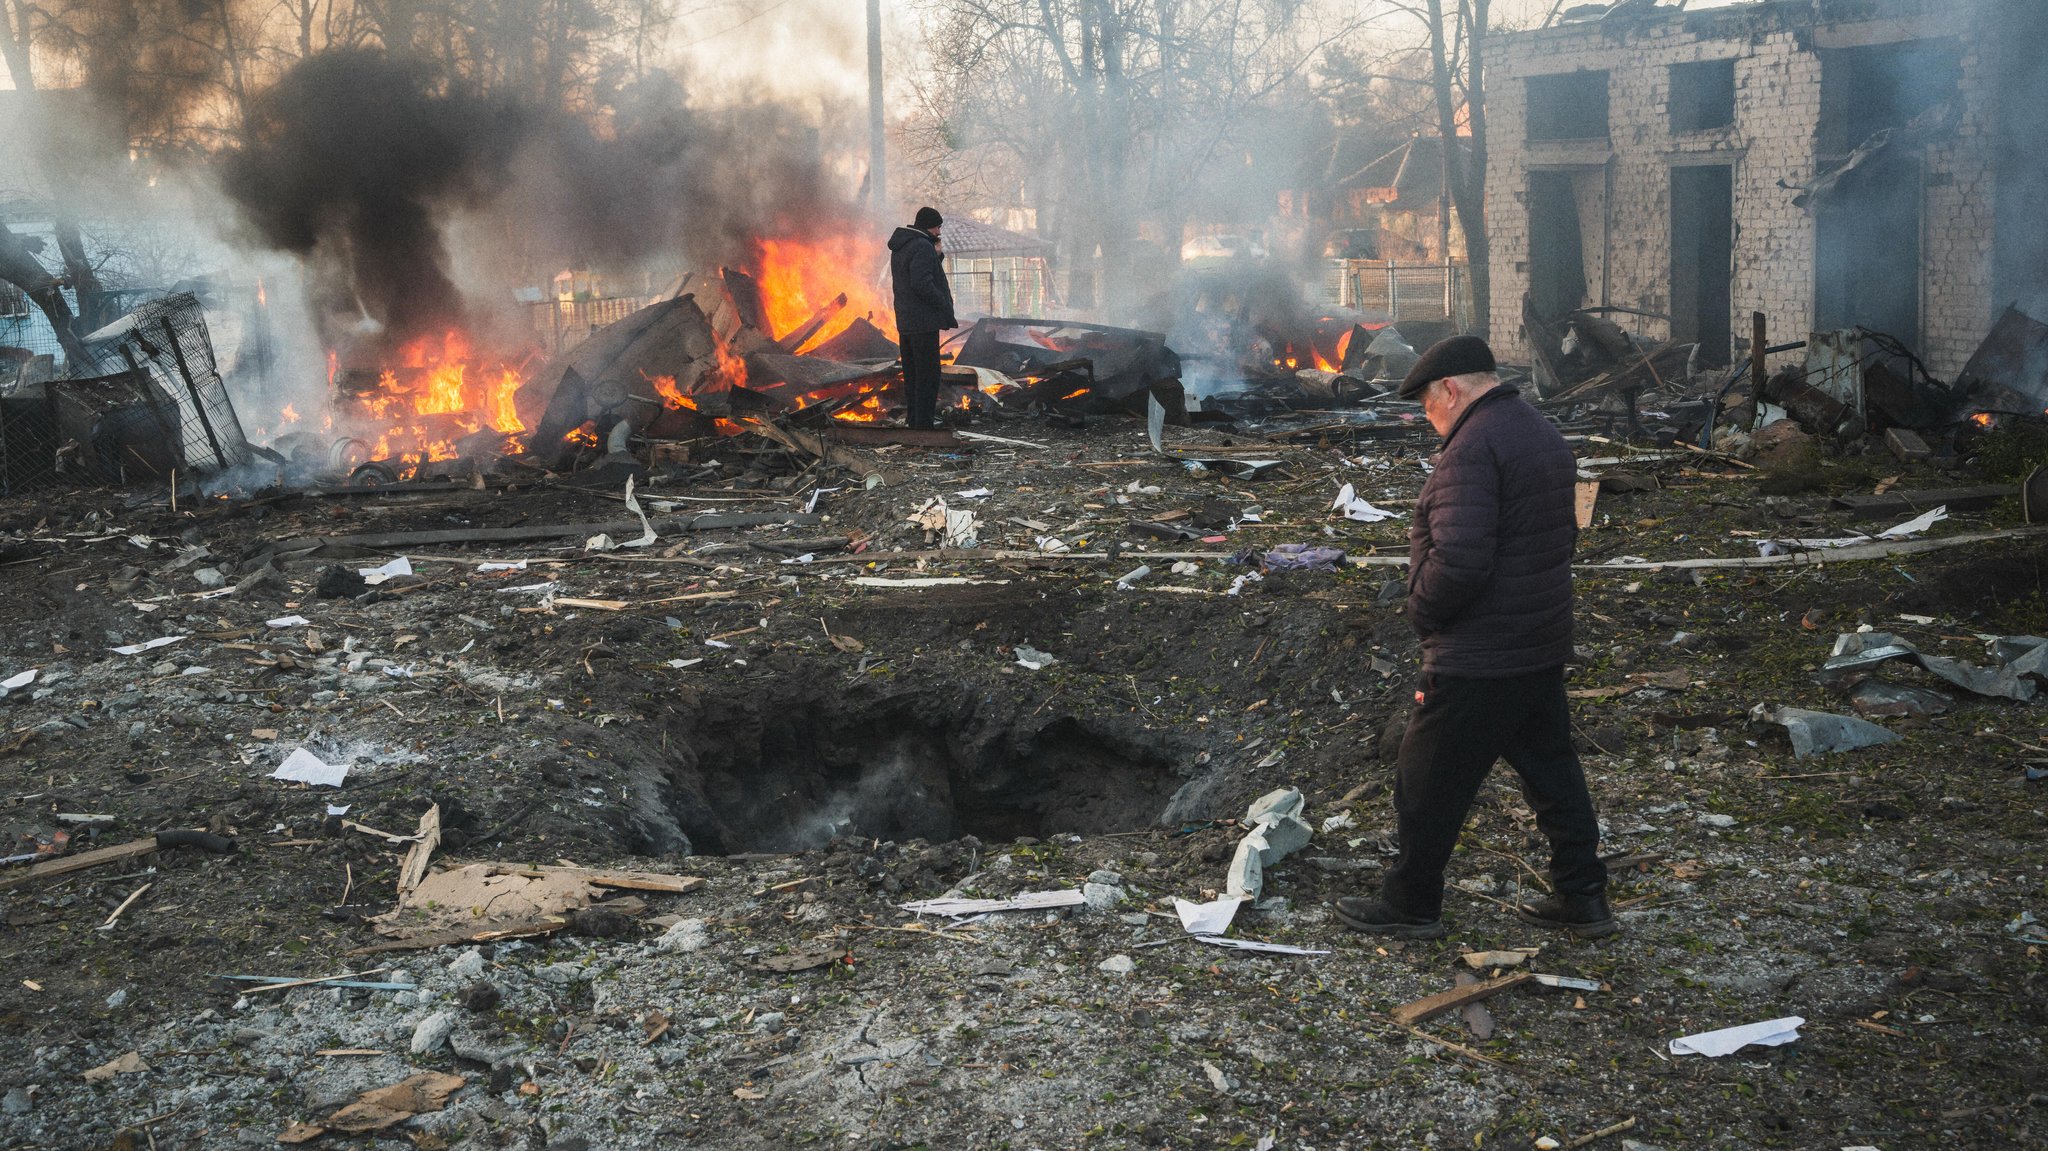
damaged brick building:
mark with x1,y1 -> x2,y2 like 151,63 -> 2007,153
1485,0 -> 2048,378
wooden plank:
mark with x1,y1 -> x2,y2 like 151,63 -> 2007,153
1832,484 -> 2018,517
1389,971 -> 1532,1027
395,806 -> 440,898
280,512 -> 823,553
0,836 -> 161,892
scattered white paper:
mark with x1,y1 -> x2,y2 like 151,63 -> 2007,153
1669,1016 -> 1805,1057
270,748 -> 347,788
955,488 -> 993,499
666,658 -> 704,669
111,636 -> 185,656
358,556 -> 413,585
804,486 -> 841,515
703,639 -> 733,650
326,804 -> 351,816
194,587 -> 235,600
498,581 -> 558,594
1192,936 -> 1329,956
584,533 -> 618,552
1014,645 -> 1057,670
1320,810 -> 1358,833
477,561 -> 527,573
901,890 -> 1089,917
1876,504 -> 1948,539
266,615 -> 310,628
1226,572 -> 1263,596
1174,896 -> 1243,937
1332,482 -> 1404,523
383,665 -> 414,679
0,669 -> 36,695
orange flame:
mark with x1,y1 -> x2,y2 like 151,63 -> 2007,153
332,330 -> 533,480
564,424 -> 600,448
1336,328 -> 1354,362
280,403 -> 301,424
832,395 -> 887,423
1969,412 -> 1994,428
754,236 -> 895,348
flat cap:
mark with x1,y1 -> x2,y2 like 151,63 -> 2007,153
1398,334 -> 1496,399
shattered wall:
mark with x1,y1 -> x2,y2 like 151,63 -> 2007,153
1486,0 -> 2007,378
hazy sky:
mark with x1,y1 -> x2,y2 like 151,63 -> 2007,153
666,0 -> 1749,108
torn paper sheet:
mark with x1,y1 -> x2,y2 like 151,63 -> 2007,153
666,658 -> 704,669
1174,896 -> 1243,937
358,557 -> 414,586
1530,973 -> 1601,990
1192,936 -> 1329,956
111,636 -> 185,656
1332,482 -> 1404,523
271,748 -> 348,788
267,615 -> 311,628
1876,504 -> 1948,539
477,561 -> 527,573
1669,1016 -> 1805,1057
0,669 -> 36,697
620,475 -> 657,549
900,890 -> 1088,917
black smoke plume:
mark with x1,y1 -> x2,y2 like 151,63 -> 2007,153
222,50 -> 530,347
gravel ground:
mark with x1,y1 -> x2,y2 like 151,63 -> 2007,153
1,409 -> 2043,1150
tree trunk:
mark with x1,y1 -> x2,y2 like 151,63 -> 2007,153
0,0 -> 32,90
1427,0 -> 1490,339
52,215 -> 112,335
0,222 -> 94,368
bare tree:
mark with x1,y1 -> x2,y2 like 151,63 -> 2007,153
909,0 -> 1359,318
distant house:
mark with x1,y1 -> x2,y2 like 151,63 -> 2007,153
1324,135 -> 1470,264
942,217 -> 1057,318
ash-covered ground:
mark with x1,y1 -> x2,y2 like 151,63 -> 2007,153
0,409 -> 2043,1150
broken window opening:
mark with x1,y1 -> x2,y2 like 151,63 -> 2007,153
1669,59 -> 1736,133
1817,39 -> 1962,158
1526,71 -> 1610,141
1670,164 -> 1734,366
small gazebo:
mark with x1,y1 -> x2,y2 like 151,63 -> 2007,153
938,218 -> 1057,318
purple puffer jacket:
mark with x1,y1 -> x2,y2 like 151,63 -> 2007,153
1405,383 -> 1577,676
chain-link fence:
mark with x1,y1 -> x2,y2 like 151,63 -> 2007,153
0,292 -> 252,494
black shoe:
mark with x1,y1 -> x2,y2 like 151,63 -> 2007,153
1515,892 -> 1619,939
1333,896 -> 1446,939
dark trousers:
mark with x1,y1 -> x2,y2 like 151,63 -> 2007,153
1380,668 -> 1607,918
899,329 -> 942,429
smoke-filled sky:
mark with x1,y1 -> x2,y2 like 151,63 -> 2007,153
661,0 -> 1747,107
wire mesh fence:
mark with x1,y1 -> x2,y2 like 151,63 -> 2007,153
0,292 -> 252,494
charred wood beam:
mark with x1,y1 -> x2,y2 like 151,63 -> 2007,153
778,292 -> 849,354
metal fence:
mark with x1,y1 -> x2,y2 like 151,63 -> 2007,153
948,258 -> 1054,319
525,296 -> 664,355
1319,260 -> 1474,329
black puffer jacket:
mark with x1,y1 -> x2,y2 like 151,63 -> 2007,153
888,226 -> 956,334
1406,383 -> 1577,676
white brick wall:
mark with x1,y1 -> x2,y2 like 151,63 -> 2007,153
1484,0 -> 1997,378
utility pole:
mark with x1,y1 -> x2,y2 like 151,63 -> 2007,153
867,0 -> 887,219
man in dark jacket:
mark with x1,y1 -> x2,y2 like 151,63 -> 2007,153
888,207 -> 958,430
1335,335 -> 1615,940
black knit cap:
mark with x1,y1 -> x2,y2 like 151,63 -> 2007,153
1399,334 -> 1496,399
913,206 -> 943,231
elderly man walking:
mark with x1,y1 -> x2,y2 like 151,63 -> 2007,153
1335,335 -> 1615,940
